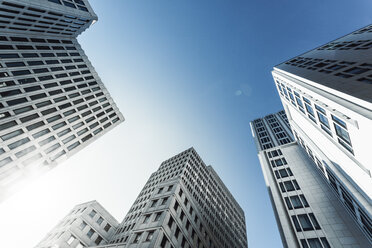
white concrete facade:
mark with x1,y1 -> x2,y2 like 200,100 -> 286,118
272,24 -> 372,243
251,111 -> 371,247
0,0 -> 124,201
35,200 -> 119,248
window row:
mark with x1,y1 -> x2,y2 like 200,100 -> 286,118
0,1 -> 89,35
292,213 -> 321,232
276,80 -> 354,155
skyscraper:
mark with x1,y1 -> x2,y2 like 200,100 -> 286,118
0,0 -> 123,200
107,147 -> 247,248
36,200 -> 119,248
251,111 -> 371,248
271,24 -> 372,243
37,148 -> 248,248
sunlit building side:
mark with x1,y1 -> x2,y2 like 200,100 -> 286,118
0,0 -> 124,201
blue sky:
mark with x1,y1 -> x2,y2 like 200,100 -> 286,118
0,1 -> 371,248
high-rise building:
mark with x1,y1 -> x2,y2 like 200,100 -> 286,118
271,24 -> 372,244
107,147 -> 247,248
36,200 -> 119,248
37,148 -> 248,248
251,111 -> 371,248
0,0 -> 123,200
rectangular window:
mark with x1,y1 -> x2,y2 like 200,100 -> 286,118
79,221 -> 87,230
278,169 -> 289,178
104,223 -> 111,232
97,216 -> 104,225
154,212 -> 162,221
133,232 -> 142,243
316,111 -> 330,129
298,214 -> 314,231
89,210 -> 96,218
290,195 -> 303,209
284,181 -> 295,192
151,200 -> 158,207
291,216 -> 301,232
143,214 -> 150,223
95,236 -> 103,245
87,228 -> 95,238
300,195 -> 309,207
146,231 -> 154,241
168,216 -> 174,228
332,115 -> 347,129
285,197 -> 293,210
67,235 -> 75,245
333,123 -> 351,145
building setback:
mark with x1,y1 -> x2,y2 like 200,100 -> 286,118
251,111 -> 371,248
272,24 -> 372,244
36,148 -> 248,248
0,0 -> 124,200
36,200 -> 119,248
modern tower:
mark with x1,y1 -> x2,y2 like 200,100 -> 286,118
36,200 -> 119,248
0,0 -> 123,200
271,24 -> 372,243
107,147 -> 247,248
251,111 -> 371,248
37,148 -> 248,248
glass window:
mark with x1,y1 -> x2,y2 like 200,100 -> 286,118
320,237 -> 331,248
275,170 -> 280,179
284,181 -> 295,191
143,214 -> 150,223
87,228 -> 95,238
334,123 -> 351,145
151,200 -> 158,207
104,223 -> 111,232
95,236 -> 103,245
293,180 -> 300,190
154,212 -> 162,221
89,210 -> 96,218
300,195 -> 309,207
285,197 -> 293,210
291,216 -> 301,231
290,196 -> 303,209
308,238 -> 323,248
133,232 -> 142,243
298,214 -> 313,231
317,112 -> 330,128
306,106 -> 316,122
300,239 -> 309,248
97,216 -> 104,225
67,235 -> 75,245
79,221 -> 87,230
332,115 -> 347,129
279,182 -> 286,192
146,231 -> 154,241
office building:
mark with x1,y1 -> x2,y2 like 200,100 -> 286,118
271,24 -> 372,244
106,147 -> 247,248
37,148 -> 248,248
0,0 -> 124,200
36,200 -> 119,248
251,111 -> 371,248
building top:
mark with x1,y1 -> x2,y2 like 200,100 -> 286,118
72,200 -> 119,227
274,23 -> 372,107
250,110 -> 294,151
0,0 -> 98,37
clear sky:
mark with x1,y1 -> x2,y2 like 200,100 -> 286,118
0,1 -> 371,248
